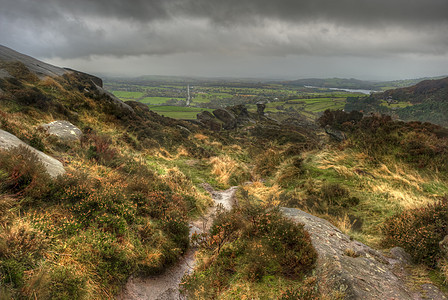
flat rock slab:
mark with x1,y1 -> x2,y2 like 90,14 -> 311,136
0,129 -> 65,178
41,120 -> 82,141
280,207 -> 447,300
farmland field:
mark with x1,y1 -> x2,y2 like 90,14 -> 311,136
147,105 -> 214,119
105,78 -> 375,120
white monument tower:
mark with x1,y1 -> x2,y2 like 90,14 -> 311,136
186,85 -> 191,107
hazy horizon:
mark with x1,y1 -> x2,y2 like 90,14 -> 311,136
1,0 -> 447,81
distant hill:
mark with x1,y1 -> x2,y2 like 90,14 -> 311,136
382,77 -> 448,104
283,77 -> 376,89
345,76 -> 448,127
282,76 -> 448,91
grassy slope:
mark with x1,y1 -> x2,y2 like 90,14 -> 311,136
0,66 -> 254,298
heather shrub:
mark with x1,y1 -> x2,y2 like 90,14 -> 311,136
183,199 -> 317,298
84,133 -> 118,166
0,222 -> 48,290
278,277 -> 320,300
382,199 -> 448,266
135,191 -> 189,252
70,183 -> 136,235
0,146 -> 51,198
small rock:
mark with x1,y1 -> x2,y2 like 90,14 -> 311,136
197,111 -> 216,121
440,235 -> 448,259
40,120 -> 82,141
390,247 -> 412,264
325,125 -> 346,142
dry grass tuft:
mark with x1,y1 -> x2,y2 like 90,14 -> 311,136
241,182 -> 282,206
209,155 -> 250,187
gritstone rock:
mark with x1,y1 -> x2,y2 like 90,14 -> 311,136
40,120 -> 82,141
0,129 -> 65,178
281,207 -> 447,300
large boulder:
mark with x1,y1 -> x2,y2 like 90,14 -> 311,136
228,104 -> 252,125
40,120 -> 82,141
281,207 -> 447,300
0,129 -> 65,178
197,111 -> 222,131
213,109 -> 237,129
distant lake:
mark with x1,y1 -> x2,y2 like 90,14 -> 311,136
305,86 -> 377,95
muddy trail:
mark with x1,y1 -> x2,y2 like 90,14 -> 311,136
118,185 -> 238,300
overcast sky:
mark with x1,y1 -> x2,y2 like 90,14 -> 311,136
1,0 -> 447,80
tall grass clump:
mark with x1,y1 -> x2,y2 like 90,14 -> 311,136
209,155 -> 251,187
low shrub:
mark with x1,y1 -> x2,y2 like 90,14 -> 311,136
382,199 -> 448,266
183,200 -> 317,298
84,133 -> 118,166
0,146 -> 51,199
25,265 -> 89,300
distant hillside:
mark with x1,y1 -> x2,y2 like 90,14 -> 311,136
345,76 -> 448,127
283,77 -> 376,89
282,76 -> 448,91
382,77 -> 448,104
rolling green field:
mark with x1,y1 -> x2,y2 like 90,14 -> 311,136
147,105 -> 214,119
106,80 -> 369,120
111,91 -> 144,99
140,97 -> 185,104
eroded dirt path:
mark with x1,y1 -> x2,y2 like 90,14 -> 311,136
118,185 -> 238,300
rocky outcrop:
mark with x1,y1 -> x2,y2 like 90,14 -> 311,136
256,101 -> 266,116
281,207 -> 447,300
0,45 -> 69,78
40,120 -> 82,141
197,105 -> 258,130
213,109 -> 237,129
325,125 -> 346,141
228,105 -> 252,125
197,111 -> 222,131
0,45 -> 134,118
0,129 -> 65,178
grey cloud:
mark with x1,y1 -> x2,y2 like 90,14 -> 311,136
0,0 -> 447,79
3,0 -> 448,26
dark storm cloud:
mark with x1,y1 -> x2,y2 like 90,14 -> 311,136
0,0 -> 447,78
4,0 -> 447,25
180,0 -> 448,27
